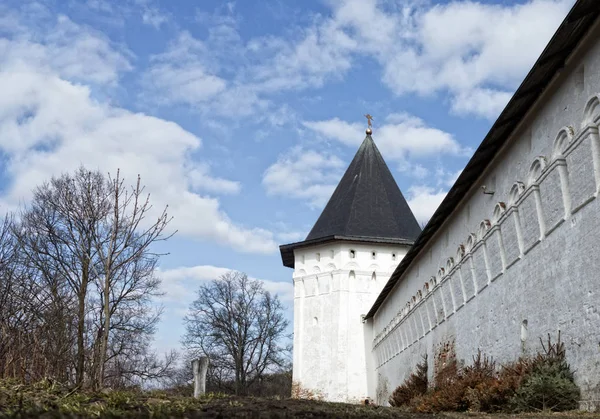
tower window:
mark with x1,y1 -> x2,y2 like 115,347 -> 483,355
330,250 -> 334,259
392,253 -> 397,261
371,251 -> 376,259
316,252 -> 321,262
301,254 -> 305,264
349,249 -> 356,259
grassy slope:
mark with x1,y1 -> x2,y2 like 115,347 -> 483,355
0,380 -> 596,418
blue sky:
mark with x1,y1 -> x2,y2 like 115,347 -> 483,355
0,0 -> 574,355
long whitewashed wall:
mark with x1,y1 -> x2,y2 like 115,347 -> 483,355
370,23 -> 600,409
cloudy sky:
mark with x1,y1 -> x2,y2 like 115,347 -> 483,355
0,0 -> 574,354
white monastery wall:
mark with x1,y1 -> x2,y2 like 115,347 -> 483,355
370,21 -> 600,408
292,242 -> 410,402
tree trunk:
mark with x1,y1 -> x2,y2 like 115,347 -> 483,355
76,289 -> 86,386
76,263 -> 89,387
97,273 -> 111,389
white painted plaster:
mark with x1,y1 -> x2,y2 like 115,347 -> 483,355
292,242 -> 410,402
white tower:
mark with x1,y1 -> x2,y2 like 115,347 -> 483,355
280,130 -> 421,402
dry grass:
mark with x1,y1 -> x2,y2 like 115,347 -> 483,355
0,379 -> 595,418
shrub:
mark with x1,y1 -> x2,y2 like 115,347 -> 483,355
413,350 -> 499,413
388,354 -> 428,407
393,332 -> 581,414
509,332 -> 580,412
465,356 -> 534,413
290,381 -> 324,401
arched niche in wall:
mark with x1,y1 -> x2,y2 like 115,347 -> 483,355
343,262 -> 360,271
456,244 -> 465,262
582,93 -> 600,127
446,257 -> 454,272
478,219 -> 491,240
294,269 -> 307,278
349,270 -> 356,280
552,126 -> 574,159
312,266 -> 321,274
492,202 -> 506,224
465,233 -> 477,252
527,156 -> 547,187
368,264 -> 380,272
508,182 -> 525,206
326,262 -> 337,271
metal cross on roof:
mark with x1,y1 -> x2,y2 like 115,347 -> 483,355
364,113 -> 374,127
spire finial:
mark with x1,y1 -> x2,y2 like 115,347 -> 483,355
364,113 -> 374,135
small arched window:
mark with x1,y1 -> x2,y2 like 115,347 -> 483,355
392,253 -> 397,261
371,251 -> 377,259
316,252 -> 321,262
349,249 -> 356,259
371,272 -> 376,281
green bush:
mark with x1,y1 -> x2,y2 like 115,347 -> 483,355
509,332 -> 580,412
388,354 -> 428,407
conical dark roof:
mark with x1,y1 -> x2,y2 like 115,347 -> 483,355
280,134 -> 421,268
306,135 -> 421,241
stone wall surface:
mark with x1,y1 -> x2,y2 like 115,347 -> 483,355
370,21 -> 600,408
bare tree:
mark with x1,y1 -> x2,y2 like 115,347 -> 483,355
0,212 -> 73,382
182,271 -> 290,395
90,169 -> 174,389
15,169 -> 109,386
11,167 -> 175,389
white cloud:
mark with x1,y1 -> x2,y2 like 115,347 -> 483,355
302,118 -> 362,147
0,13 -> 132,85
248,19 -> 357,93
187,162 -> 241,195
141,31 -> 270,118
380,0 -> 573,118
271,221 -> 308,243
0,11 -> 278,254
141,7 -> 169,29
303,114 -> 470,161
158,265 -> 294,304
406,185 -> 447,225
450,88 -> 513,120
142,32 -> 227,106
262,147 -> 345,208
0,70 -> 277,253
397,162 -> 430,180
139,0 -> 572,120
